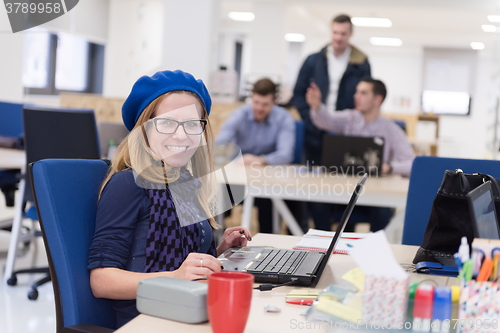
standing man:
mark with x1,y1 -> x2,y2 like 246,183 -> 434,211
216,78 -> 305,233
292,14 -> 371,165
292,13 -> 371,231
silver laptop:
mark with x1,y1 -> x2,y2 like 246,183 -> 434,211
218,173 -> 367,287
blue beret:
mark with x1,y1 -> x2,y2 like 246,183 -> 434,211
122,70 -> 212,131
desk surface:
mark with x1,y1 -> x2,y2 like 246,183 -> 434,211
221,164 -> 409,207
0,147 -> 25,170
117,233 -> 452,333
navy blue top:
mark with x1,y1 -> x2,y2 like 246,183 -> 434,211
88,170 -> 215,327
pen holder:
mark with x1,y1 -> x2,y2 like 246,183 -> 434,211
459,281 -> 500,333
362,275 -> 410,328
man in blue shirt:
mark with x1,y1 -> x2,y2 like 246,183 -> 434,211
216,78 -> 302,233
216,78 -> 295,166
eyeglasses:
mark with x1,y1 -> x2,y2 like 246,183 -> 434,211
152,118 -> 207,135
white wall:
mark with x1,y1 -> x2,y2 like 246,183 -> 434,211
103,0 -> 164,98
0,0 -> 109,105
162,0 -> 220,85
438,51 -> 493,159
43,0 -> 109,43
0,8 -> 24,102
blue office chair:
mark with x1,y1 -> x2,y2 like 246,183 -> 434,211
293,120 -> 304,164
5,106 -> 101,300
402,156 -> 500,246
29,159 -> 116,332
394,120 -> 407,133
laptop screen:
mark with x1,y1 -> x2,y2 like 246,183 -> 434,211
467,181 -> 500,239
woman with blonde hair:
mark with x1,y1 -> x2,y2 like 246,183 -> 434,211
88,70 -> 251,327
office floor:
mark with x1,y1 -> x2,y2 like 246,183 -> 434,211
0,196 -> 56,333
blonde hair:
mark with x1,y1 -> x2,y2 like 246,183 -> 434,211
100,91 -> 219,228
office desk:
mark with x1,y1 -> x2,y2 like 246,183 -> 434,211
220,164 -> 410,238
117,233 -> 452,333
0,147 -> 25,170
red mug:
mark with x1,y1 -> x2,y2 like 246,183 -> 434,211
207,271 -> 254,333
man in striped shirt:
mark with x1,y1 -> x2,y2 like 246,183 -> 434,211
306,77 -> 415,231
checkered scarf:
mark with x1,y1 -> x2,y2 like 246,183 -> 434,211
143,171 -> 216,273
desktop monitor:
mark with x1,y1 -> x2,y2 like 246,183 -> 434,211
22,105 -> 101,201
467,181 -> 500,240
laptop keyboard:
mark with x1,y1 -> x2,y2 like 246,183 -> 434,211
246,249 -> 308,274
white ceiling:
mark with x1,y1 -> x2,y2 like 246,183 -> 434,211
221,0 -> 500,50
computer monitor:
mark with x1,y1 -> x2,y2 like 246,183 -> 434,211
23,105 -> 101,201
467,181 -> 500,240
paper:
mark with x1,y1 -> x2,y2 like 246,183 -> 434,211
293,237 -> 358,253
341,268 -> 365,292
304,228 -> 370,239
348,230 -> 407,280
293,229 -> 370,253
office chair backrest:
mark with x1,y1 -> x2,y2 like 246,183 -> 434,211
0,101 -> 24,138
293,120 -> 304,164
30,159 -> 116,331
22,106 -> 101,202
402,156 -> 500,246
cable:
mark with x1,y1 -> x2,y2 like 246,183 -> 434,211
254,278 -> 299,291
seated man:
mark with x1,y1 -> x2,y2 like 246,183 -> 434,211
216,78 -> 305,233
306,77 -> 415,231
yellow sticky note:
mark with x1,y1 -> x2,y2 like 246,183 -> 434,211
316,294 -> 362,323
342,267 -> 365,292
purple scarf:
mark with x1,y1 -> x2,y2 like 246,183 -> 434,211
142,171 -> 216,273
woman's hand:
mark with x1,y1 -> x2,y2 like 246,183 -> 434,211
171,253 -> 222,280
216,227 -> 252,256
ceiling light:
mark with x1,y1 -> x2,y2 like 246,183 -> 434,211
369,37 -> 402,47
352,17 -> 392,28
488,15 -> 500,22
228,12 -> 255,22
482,24 -> 497,32
285,33 -> 306,42
470,42 -> 485,50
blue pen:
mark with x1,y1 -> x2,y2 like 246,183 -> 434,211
431,286 -> 451,333
454,253 -> 464,283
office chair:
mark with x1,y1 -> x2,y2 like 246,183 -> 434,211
293,120 -> 304,164
4,106 -> 101,300
402,156 -> 500,246
30,159 -> 116,332
393,120 -> 407,133
0,101 -> 24,207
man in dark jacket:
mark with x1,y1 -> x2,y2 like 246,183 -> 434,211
292,14 -> 371,165
292,14 -> 371,231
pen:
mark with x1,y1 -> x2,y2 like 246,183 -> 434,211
239,229 -> 252,241
462,259 -> 473,282
477,257 -> 492,282
432,287 -> 451,333
413,284 -> 434,332
286,300 -> 314,306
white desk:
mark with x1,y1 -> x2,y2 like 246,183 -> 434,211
117,233 -> 452,333
221,164 -> 410,238
0,147 -> 25,170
